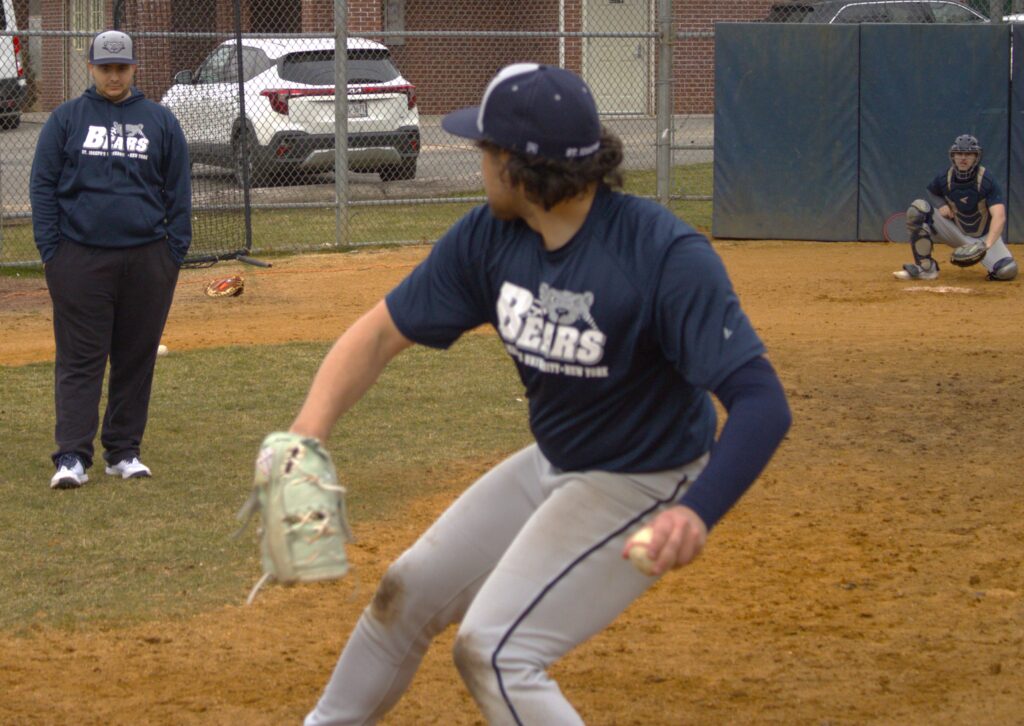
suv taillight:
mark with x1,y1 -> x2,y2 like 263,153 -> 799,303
12,36 -> 23,78
260,88 -> 334,115
351,84 -> 417,110
261,84 -> 417,115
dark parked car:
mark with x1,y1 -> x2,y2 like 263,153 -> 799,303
764,1 -> 989,23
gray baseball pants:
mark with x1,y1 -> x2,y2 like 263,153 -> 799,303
304,443 -> 707,726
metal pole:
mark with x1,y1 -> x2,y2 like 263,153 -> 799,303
655,0 -> 672,204
335,0 -> 349,248
235,0 -> 253,254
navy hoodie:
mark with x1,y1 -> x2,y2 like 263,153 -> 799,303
30,86 -> 192,264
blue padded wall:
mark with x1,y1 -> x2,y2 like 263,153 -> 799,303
713,23 -> 859,240
859,24 -> 1010,242
1009,24 -> 1024,243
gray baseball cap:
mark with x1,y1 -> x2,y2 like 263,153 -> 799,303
89,30 -> 138,65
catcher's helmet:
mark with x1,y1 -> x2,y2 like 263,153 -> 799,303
949,134 -> 982,182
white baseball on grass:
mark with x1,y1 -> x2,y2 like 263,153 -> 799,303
157,344 -> 168,356
627,526 -> 657,576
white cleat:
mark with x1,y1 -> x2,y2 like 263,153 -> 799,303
893,263 -> 938,281
105,457 -> 152,479
50,455 -> 89,490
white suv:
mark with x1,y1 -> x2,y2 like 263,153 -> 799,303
161,37 -> 420,185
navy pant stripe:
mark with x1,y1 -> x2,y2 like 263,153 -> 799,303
490,476 -> 690,724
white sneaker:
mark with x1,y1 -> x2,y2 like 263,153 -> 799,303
50,455 -> 89,490
105,457 -> 152,479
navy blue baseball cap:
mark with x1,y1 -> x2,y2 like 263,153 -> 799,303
89,30 -> 138,65
442,63 -> 601,160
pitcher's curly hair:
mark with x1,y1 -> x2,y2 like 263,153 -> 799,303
478,128 -> 624,210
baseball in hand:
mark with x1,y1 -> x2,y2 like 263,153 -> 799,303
627,526 -> 657,576
157,344 -> 168,356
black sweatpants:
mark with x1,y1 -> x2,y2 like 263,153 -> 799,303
44,239 -> 180,469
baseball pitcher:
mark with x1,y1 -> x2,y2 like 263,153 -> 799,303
275,64 -> 792,725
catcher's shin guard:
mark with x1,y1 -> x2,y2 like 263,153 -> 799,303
909,230 -> 938,273
988,257 -> 1018,281
906,200 -> 938,272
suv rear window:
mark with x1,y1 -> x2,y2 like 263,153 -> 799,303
278,50 -> 402,86
931,1 -> 982,22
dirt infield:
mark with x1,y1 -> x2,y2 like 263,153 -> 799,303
2,241 -> 1022,725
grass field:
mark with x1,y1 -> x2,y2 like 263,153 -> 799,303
0,165 -> 713,266
3,239 -> 1024,723
0,335 -> 531,632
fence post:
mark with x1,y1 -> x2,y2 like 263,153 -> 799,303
335,0 -> 349,248
235,0 -> 253,253
655,0 -> 673,205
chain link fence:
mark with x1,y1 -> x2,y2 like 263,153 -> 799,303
11,1 -> 1017,267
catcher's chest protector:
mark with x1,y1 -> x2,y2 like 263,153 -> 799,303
237,432 -> 353,604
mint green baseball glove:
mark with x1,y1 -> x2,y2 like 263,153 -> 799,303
237,432 -> 353,604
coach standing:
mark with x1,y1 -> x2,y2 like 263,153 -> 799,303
30,30 -> 191,489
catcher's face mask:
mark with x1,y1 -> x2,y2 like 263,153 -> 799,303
949,134 -> 981,182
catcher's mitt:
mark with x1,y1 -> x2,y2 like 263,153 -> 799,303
950,242 -> 986,268
236,432 -> 353,604
205,274 -> 245,297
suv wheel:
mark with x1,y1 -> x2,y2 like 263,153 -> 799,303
380,157 -> 417,182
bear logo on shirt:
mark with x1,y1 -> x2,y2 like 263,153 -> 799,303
82,122 -> 150,156
497,281 -> 607,372
533,283 -> 599,329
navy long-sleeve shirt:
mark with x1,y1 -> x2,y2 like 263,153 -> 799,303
30,86 -> 192,264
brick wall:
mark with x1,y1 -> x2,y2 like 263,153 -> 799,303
675,0 -> 776,113
392,2 -> 563,115
127,0 -> 174,103
33,0 -> 773,115
301,0 -> 377,32
39,0 -> 63,111
352,0 -> 774,116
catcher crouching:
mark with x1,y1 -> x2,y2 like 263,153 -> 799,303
894,134 -> 1017,282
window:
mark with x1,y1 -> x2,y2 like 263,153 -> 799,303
889,3 -> 933,22
196,46 -> 236,84
71,0 -> 104,52
241,48 -> 273,82
931,2 -> 984,23
834,5 -> 891,23
278,49 -> 402,85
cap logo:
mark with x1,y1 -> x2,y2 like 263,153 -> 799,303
102,39 -> 126,54
565,140 -> 600,158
